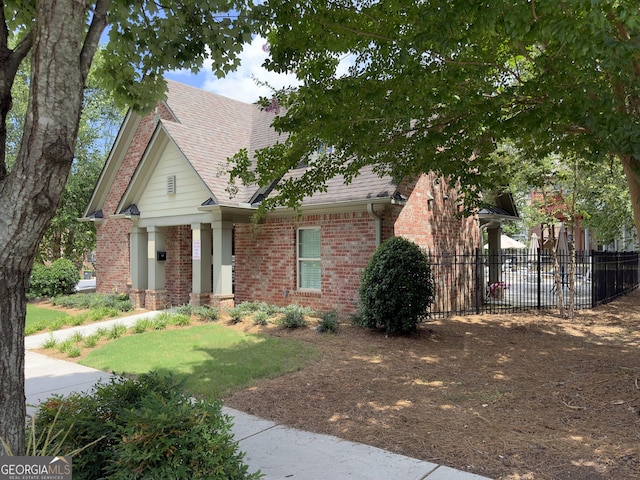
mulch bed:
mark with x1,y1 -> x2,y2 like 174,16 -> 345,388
224,292 -> 640,480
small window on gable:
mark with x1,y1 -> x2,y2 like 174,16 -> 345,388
297,228 -> 321,291
167,175 -> 176,195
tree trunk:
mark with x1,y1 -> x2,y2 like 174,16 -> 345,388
620,154 -> 640,242
0,0 -> 105,456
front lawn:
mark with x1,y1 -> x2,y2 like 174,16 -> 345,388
25,304 -> 72,333
80,323 -> 318,399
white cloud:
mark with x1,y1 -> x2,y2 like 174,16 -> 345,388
167,36 -> 300,104
166,37 -> 357,104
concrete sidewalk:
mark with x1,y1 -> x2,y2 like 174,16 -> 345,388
25,314 -> 493,480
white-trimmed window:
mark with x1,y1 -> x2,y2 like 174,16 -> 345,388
297,228 -> 321,290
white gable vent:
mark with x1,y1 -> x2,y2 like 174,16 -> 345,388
167,175 -> 176,195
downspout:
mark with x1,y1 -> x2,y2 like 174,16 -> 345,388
367,203 -> 382,247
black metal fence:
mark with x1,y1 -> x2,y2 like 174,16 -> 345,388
427,249 -> 640,318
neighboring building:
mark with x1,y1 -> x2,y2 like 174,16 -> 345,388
82,80 -> 480,313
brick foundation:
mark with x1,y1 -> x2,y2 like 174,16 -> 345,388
145,290 -> 168,310
210,294 -> 235,310
129,289 -> 146,309
189,293 -> 211,307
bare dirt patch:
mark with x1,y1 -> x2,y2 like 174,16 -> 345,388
224,294 -> 640,480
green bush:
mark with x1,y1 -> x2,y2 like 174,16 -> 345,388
227,306 -> 244,324
176,304 -> 194,316
317,311 -> 339,333
193,306 -> 220,322
171,313 -> 191,327
253,310 -> 269,326
28,259 -> 80,299
32,373 -> 260,480
278,304 -> 310,329
107,323 -> 126,339
52,293 -> 134,312
132,318 -> 153,334
358,237 -> 434,334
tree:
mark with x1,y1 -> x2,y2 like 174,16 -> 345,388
229,1 -> 640,238
0,0 -> 252,456
6,61 -> 124,267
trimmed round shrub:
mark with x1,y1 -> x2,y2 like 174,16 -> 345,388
28,258 -> 80,298
32,373 -> 260,480
358,237 -> 434,334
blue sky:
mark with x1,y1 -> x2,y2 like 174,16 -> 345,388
165,35 -> 299,104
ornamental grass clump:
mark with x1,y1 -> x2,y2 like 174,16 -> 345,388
359,237 -> 434,334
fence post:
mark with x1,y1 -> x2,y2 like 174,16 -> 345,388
475,247 -> 481,314
590,250 -> 595,308
536,247 -> 541,309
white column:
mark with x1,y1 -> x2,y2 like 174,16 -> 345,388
212,221 -> 233,296
147,226 -> 166,291
191,223 -> 212,294
130,226 -> 148,290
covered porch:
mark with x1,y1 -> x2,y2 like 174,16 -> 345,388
124,205 -> 253,310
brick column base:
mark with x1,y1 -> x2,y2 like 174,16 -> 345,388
129,289 -> 146,309
145,290 -> 168,310
210,294 -> 235,310
189,293 -> 211,307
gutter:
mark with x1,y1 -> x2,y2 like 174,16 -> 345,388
367,203 -> 382,247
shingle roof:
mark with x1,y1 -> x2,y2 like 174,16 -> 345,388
161,80 -> 397,208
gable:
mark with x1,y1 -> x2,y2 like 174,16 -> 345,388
120,132 -> 213,220
138,142 -> 211,218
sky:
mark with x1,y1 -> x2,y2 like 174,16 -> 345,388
165,36 -> 300,104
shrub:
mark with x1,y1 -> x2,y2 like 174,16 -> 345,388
133,318 -> 153,334
171,313 -> 191,327
28,259 -> 80,299
57,339 -> 76,354
82,335 -> 99,348
52,293 -> 134,312
71,331 -> 84,343
65,346 -> 81,358
227,306 -> 244,324
152,315 -> 169,330
317,311 -> 339,333
193,306 -> 220,322
278,304 -> 309,329
359,237 -> 434,334
31,373 -> 260,479
175,304 -> 194,316
69,315 -> 86,326
253,310 -> 269,326
41,334 -> 58,349
107,323 -> 126,339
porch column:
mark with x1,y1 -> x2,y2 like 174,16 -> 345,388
211,220 -> 234,309
190,223 -> 212,306
487,226 -> 502,285
146,226 -> 167,309
129,226 -> 148,309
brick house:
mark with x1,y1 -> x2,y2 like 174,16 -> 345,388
82,80 -> 480,313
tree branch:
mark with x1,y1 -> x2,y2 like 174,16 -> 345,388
81,0 -> 111,81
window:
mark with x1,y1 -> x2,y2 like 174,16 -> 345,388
297,228 -> 321,290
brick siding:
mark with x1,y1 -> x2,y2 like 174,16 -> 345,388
96,105 -> 173,295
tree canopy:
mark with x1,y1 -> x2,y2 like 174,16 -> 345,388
230,0 -> 640,234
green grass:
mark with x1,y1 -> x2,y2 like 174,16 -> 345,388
26,294 -> 135,335
25,304 -> 72,334
80,324 -> 318,399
